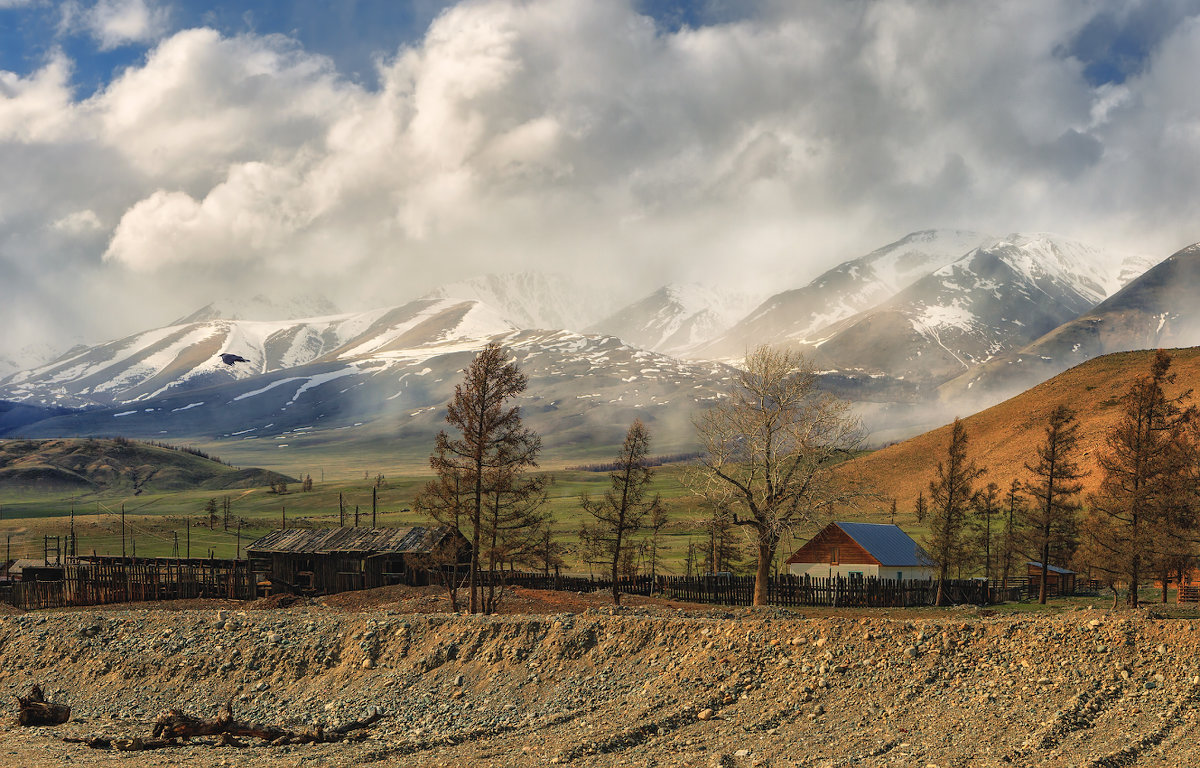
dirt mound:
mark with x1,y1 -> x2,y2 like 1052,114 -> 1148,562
247,593 -> 308,610
3,601 -> 1200,767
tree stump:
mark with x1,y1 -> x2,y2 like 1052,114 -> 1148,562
17,684 -> 71,726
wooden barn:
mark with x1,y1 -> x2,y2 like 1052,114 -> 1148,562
1026,562 -> 1077,596
246,526 -> 469,595
786,522 -> 934,581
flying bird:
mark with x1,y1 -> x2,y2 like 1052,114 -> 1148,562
219,353 -> 250,366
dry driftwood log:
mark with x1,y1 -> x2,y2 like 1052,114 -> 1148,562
17,684 -> 71,726
71,701 -> 385,751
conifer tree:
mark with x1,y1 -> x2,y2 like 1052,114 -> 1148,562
924,418 -> 985,605
423,342 -> 541,614
1021,405 -> 1085,604
579,419 -> 662,606
1083,351 -> 1197,608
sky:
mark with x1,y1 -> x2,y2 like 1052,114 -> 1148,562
2,0 -> 1200,365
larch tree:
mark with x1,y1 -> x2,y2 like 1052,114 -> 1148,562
1021,404 -> 1085,604
973,482 -> 1002,582
692,346 -> 864,606
1082,351 -> 1197,608
479,458 -> 550,613
645,505 -> 670,581
423,342 -> 541,614
532,519 -> 567,578
1000,479 -> 1026,589
924,418 -> 985,606
413,442 -> 472,612
579,419 -> 662,606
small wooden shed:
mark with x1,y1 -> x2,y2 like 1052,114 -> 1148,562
1026,562 -> 1076,596
246,526 -> 469,595
786,522 -> 933,581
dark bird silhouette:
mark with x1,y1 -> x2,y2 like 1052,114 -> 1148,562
219,353 -> 250,366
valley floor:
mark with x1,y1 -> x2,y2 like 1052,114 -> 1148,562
1,589 -> 1198,767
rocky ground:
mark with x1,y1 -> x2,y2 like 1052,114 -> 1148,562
2,587 -> 1200,767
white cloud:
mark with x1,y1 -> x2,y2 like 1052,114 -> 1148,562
52,208 -> 103,234
82,0 -> 170,50
2,0 -> 1200,363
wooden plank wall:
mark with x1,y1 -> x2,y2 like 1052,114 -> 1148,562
5,558 -> 255,610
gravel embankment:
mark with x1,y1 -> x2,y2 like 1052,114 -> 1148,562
2,598 -> 1200,767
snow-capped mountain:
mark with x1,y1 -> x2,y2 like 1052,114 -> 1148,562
799,234 -> 1130,385
8,329 -> 736,455
0,341 -> 65,381
423,272 -> 615,332
588,283 -> 763,355
942,240 -> 1200,402
171,294 -> 342,325
0,298 -> 518,407
694,230 -> 994,360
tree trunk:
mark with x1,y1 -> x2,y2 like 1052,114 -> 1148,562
1162,565 -> 1169,604
1038,543 -> 1050,605
935,563 -> 947,607
753,542 -> 772,606
17,685 -> 70,726
1129,551 -> 1140,608
611,528 -> 623,606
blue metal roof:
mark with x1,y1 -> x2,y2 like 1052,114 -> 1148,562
834,522 -> 930,567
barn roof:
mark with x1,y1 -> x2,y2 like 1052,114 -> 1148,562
5,558 -> 57,575
833,522 -> 929,567
245,526 -> 454,555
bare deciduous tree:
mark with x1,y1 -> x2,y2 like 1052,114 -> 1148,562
691,346 -> 864,606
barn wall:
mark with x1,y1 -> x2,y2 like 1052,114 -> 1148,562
786,525 -> 877,568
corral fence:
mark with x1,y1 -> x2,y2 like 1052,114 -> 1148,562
5,556 -> 254,610
4,560 -> 1031,611
472,570 -> 657,597
658,574 -> 1009,608
441,570 -> 1012,608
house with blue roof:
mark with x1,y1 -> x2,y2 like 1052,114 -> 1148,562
785,522 -> 933,581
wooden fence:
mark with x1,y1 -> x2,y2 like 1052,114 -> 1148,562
5,556 -> 255,610
5,561 -> 1019,611
658,574 -> 1002,608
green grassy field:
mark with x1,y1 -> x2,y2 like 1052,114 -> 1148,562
0,461 -> 906,575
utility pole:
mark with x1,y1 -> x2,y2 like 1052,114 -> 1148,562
4,534 -> 10,580
236,521 -> 242,559
372,486 -> 377,527
354,505 -> 359,527
70,506 -> 75,558
173,531 -> 179,558
339,492 -> 345,526
186,520 -> 191,559
282,506 -> 286,530
121,504 -> 126,558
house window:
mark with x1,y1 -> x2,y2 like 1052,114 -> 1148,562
897,571 -> 904,582
848,571 -> 863,581
830,547 -> 839,565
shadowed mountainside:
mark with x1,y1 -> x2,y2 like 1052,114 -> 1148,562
841,347 -> 1200,515
0,438 -> 295,493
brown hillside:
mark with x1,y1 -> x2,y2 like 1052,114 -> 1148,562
840,347 -> 1200,520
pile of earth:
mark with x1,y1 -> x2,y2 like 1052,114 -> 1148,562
1,593 -> 1200,767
